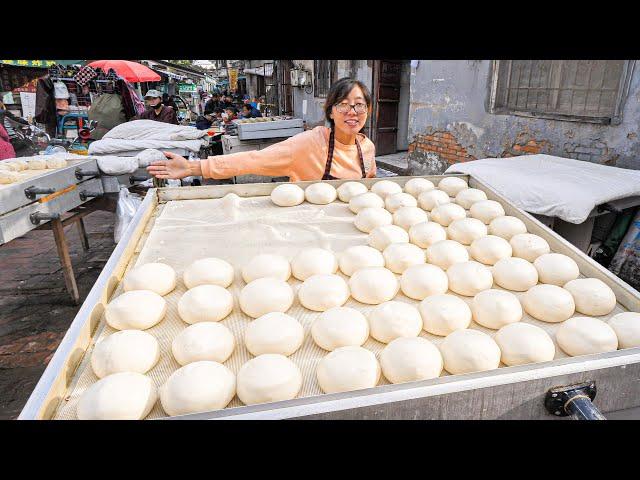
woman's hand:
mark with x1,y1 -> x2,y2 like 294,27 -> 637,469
146,152 -> 200,179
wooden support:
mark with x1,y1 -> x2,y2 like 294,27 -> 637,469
50,218 -> 80,305
77,218 -> 89,251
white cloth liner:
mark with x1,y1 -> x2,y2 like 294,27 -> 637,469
445,155 -> 640,224
51,193 -> 627,420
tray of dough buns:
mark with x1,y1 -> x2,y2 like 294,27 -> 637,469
41,175 -> 640,420
0,155 -> 99,215
0,156 -> 69,187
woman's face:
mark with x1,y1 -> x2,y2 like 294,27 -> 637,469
330,85 -> 368,137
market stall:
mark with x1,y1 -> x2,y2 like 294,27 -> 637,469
18,175 -> 640,420
219,116 -> 303,184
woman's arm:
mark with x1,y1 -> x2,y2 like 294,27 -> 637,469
147,137 -> 296,180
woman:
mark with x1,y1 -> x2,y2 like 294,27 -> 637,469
0,123 -> 16,160
0,100 -> 24,160
147,78 -> 376,182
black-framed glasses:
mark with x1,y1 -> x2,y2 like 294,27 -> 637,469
334,103 -> 368,114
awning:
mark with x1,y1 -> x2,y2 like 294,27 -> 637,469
154,69 -> 186,81
243,65 -> 274,77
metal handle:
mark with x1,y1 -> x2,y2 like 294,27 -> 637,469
79,190 -> 103,201
545,381 -> 606,420
24,186 -> 56,200
75,167 -> 100,180
129,175 -> 149,184
30,212 -> 60,225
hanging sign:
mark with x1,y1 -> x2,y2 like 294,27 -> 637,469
1,60 -> 57,68
178,83 -> 196,93
229,68 -> 238,91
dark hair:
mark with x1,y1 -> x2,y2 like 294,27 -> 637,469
324,77 -> 372,126
225,106 -> 237,114
241,104 -> 251,111
213,107 -> 224,114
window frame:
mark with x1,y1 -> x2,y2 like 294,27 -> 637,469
314,60 -> 337,98
488,60 -> 636,125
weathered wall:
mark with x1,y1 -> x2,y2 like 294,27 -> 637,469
397,61 -> 412,151
243,60 -> 272,98
407,60 -> 640,175
291,60 -> 373,130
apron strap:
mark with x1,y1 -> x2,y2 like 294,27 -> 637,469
323,127 -> 367,180
322,127 -> 336,180
355,138 -> 366,179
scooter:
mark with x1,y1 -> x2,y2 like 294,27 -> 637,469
46,120 -> 98,154
11,123 -> 51,156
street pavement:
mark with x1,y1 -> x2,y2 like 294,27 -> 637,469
0,210 -> 116,419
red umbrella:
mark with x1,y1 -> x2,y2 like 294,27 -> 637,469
86,60 -> 161,82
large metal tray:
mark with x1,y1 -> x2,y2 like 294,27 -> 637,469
18,175 -> 640,420
0,158 -> 98,214
0,158 -> 102,245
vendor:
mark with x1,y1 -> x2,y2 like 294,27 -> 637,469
204,93 -> 223,114
241,103 -> 262,119
133,89 -> 178,124
195,113 -> 214,130
147,77 -> 377,182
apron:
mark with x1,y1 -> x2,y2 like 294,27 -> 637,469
322,127 -> 367,180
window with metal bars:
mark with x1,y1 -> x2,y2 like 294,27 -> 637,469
314,60 -> 336,98
490,60 -> 635,124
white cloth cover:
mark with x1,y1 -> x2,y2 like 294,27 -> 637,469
88,138 -> 204,155
103,120 -> 207,141
136,149 -> 167,168
446,155 -> 640,224
88,120 -> 206,155
96,156 -> 139,175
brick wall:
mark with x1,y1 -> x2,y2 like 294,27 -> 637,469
408,131 -> 476,169
502,138 -> 550,157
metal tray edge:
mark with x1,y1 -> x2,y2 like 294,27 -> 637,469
18,189 -> 158,420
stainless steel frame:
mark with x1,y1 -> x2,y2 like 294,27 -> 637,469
0,159 -> 102,245
18,175 -> 640,420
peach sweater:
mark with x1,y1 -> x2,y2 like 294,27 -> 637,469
200,126 -> 377,182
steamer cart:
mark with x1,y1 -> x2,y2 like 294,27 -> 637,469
18,175 -> 640,420
0,158 -> 107,304
0,154 -> 165,304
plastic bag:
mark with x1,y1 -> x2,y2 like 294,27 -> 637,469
114,186 -> 142,243
609,208 -> 640,291
53,81 -> 70,99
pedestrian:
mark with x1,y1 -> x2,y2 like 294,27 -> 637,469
133,89 -> 179,124
162,93 -> 180,113
0,100 -> 30,156
195,113 -> 214,130
147,77 -> 377,182
204,93 -> 223,114
0,123 -> 16,160
223,106 -> 238,123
